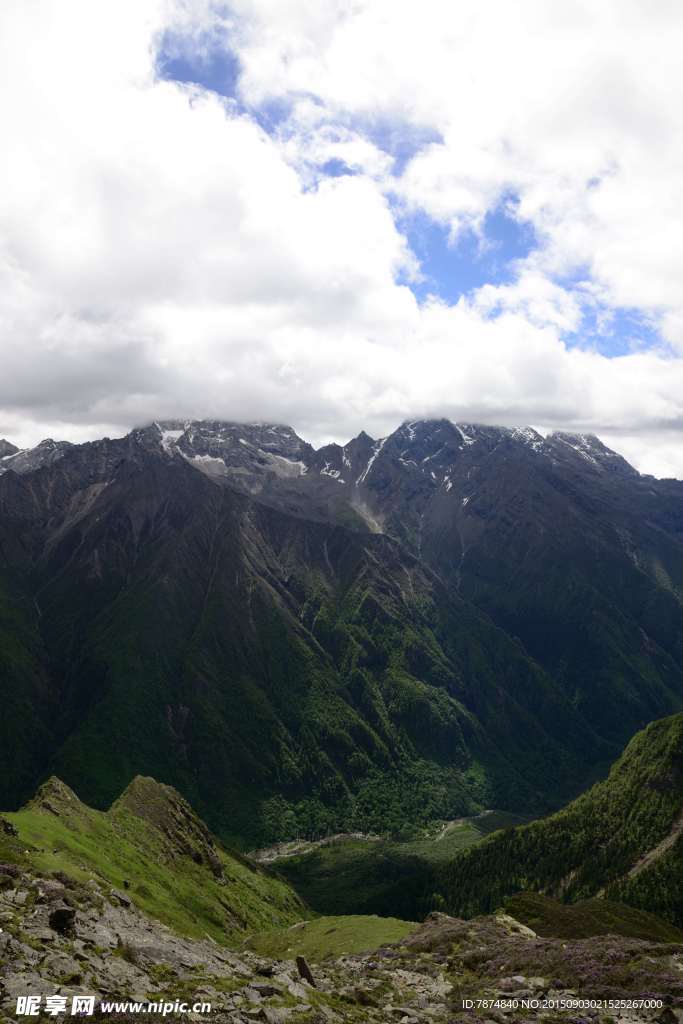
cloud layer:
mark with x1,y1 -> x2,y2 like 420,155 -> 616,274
2,0 -> 683,475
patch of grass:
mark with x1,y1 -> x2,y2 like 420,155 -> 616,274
396,822 -> 482,861
0,820 -> 30,867
246,914 -> 415,960
505,892 -> 683,943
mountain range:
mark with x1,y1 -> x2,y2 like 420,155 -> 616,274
2,418 -> 683,845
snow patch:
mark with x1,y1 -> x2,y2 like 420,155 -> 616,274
357,436 -> 387,485
186,453 -> 226,466
512,426 -> 545,453
555,434 -> 599,465
156,424 -> 184,454
455,425 -> 475,447
265,453 -> 308,477
320,461 -> 344,482
0,447 -> 26,462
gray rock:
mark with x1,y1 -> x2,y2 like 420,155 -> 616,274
262,1010 -> 293,1024
243,986 -> 263,1003
286,981 -> 309,1000
110,888 -> 132,907
41,952 -> 83,982
36,880 -> 67,902
250,983 -> 281,997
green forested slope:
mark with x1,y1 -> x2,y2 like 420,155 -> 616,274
431,713 -> 683,925
3,420 -> 683,849
0,451 -> 610,846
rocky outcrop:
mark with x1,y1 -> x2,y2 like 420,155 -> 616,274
1,860 -> 682,1023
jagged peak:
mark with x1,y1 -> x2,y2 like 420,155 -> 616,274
112,774 -> 182,817
113,775 -> 212,839
112,776 -> 225,876
0,438 -> 19,458
354,429 -> 375,444
26,776 -> 85,814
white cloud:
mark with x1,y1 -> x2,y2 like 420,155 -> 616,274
472,273 -> 582,333
2,0 -> 683,477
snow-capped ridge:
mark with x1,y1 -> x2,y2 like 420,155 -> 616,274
0,438 -> 73,476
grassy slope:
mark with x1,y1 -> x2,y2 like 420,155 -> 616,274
2,777 -> 303,945
505,892 -> 683,943
431,713 -> 683,925
246,915 -> 415,960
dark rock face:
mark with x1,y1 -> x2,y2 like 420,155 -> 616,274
48,905 -> 76,935
296,955 -> 316,987
3,417 -> 683,843
0,439 -> 18,459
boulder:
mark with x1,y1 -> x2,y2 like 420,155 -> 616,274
296,955 -> 316,987
49,905 -> 76,935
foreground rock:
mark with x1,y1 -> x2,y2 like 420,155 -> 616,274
1,860 -> 682,1024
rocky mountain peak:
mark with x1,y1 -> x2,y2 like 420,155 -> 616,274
111,775 -> 225,875
548,431 -> 638,475
0,438 -> 18,458
0,438 -> 73,477
26,777 -> 84,816
137,419 -> 315,487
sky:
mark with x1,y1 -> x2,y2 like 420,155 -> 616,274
2,2 -> 683,476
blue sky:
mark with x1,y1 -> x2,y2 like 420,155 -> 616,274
157,31 -> 241,101
402,206 -> 536,303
